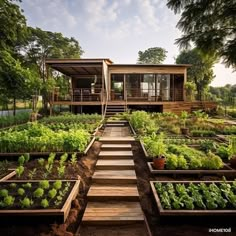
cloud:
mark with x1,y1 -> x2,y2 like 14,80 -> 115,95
20,0 -> 78,35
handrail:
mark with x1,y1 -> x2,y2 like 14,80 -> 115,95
103,91 -> 108,119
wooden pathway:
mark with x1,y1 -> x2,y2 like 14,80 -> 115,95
81,120 -> 148,234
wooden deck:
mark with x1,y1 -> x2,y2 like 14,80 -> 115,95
50,100 -> 217,115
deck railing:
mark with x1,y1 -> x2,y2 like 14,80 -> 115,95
110,88 -> 184,102
53,88 -> 102,102
52,87 -> 184,103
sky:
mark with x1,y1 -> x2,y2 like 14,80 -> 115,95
19,0 -> 235,87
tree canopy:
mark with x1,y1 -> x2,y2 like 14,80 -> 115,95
167,0 -> 236,68
137,47 -> 167,64
176,48 -> 216,100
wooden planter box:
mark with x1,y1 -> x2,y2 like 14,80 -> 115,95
148,162 -> 236,175
150,180 -> 236,216
0,169 -> 16,181
0,180 -> 80,223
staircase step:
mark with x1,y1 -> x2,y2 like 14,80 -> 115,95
82,201 -> 144,225
105,123 -> 125,127
96,159 -> 135,170
99,150 -> 133,159
100,137 -> 135,144
87,184 -> 139,201
101,143 -> 132,151
93,170 -> 137,184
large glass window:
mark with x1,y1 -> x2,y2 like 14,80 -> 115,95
156,74 -> 170,101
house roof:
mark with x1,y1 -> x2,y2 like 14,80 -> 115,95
45,58 -> 113,64
109,64 -> 191,67
45,58 -> 191,78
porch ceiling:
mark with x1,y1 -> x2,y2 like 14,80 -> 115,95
45,59 -> 110,78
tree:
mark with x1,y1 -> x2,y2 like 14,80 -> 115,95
22,27 -> 84,111
0,0 -> 28,52
176,48 -> 216,100
0,51 -> 32,115
137,47 -> 167,64
167,0 -> 236,68
0,0 -> 29,113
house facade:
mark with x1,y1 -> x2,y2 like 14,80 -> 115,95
45,58 -> 216,115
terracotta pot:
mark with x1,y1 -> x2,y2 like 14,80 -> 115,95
181,127 -> 189,135
153,157 -> 165,170
230,156 -> 236,169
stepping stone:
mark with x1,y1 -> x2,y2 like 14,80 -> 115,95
93,170 -> 137,184
98,151 -> 133,159
82,201 -> 144,225
96,159 -> 135,170
87,184 -> 139,201
100,137 -> 135,144
101,143 -> 132,151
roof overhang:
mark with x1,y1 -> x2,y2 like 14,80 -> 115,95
109,64 -> 191,68
45,58 -> 113,78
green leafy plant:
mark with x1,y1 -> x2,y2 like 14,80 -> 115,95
22,182 -> 32,189
0,195 -> 15,207
229,136 -> 236,159
38,158 -> 45,167
147,133 -> 166,158
39,180 -> 50,190
0,189 -> 8,197
70,153 -> 77,166
28,168 -> 37,180
165,154 -> 178,169
53,180 -> 62,190
180,111 -> 188,128
18,155 -> 25,166
10,183 -> 16,188
33,188 -> 44,198
48,188 -> 57,199
41,198 -> 49,208
16,166 -> 24,178
57,165 -> 65,178
20,197 -> 33,208
17,188 -> 25,196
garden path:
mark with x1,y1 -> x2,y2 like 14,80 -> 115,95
80,120 -> 148,235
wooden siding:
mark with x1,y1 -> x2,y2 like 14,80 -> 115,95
108,66 -> 186,75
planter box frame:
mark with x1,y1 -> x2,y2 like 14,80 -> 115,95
0,179 -> 80,222
148,162 -> 236,175
0,169 -> 16,181
150,180 -> 236,216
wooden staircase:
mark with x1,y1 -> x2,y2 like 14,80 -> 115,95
82,122 -> 145,228
105,104 -> 126,118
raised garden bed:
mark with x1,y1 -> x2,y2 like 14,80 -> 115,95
148,162 -> 236,175
150,180 -> 236,216
0,180 -> 80,223
0,135 -> 96,158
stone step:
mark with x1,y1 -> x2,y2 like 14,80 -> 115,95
87,184 -> 139,201
96,159 -> 135,170
82,201 -> 144,225
93,170 -> 137,184
99,136 -> 135,144
101,143 -> 132,151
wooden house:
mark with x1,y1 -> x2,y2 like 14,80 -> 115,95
45,58 -> 216,116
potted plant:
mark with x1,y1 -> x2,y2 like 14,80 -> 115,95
147,133 -> 167,170
180,111 -> 189,135
229,136 -> 236,168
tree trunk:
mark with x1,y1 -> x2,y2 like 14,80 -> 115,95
13,97 -> 16,116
